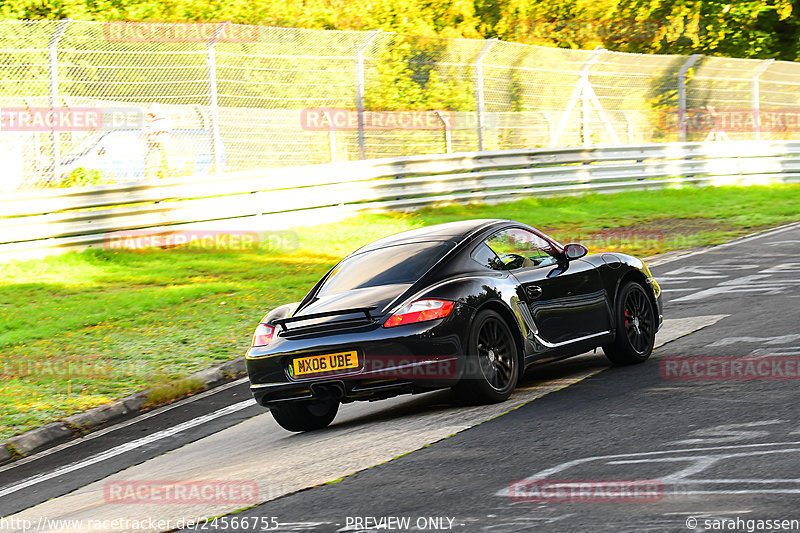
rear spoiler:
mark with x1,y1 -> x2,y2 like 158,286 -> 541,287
273,306 -> 378,333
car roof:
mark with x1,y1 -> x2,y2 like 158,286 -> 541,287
355,219 -> 509,254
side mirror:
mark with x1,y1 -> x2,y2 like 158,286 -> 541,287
563,243 -> 588,261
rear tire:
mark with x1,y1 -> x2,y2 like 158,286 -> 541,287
603,281 -> 656,365
453,310 -> 519,404
270,399 -> 339,432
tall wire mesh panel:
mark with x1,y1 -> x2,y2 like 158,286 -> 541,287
2,19 -> 800,192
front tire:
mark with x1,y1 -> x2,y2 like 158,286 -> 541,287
453,310 -> 519,404
603,281 -> 656,365
270,399 -> 339,432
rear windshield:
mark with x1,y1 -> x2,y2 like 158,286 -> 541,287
317,241 -> 453,295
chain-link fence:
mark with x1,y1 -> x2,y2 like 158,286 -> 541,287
2,19 -> 800,192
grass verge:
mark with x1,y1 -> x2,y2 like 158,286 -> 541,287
2,184 -> 800,440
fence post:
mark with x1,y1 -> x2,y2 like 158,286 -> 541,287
206,22 -> 227,174
551,47 -> 603,147
321,110 -> 337,162
474,38 -> 497,152
752,59 -> 774,140
540,111 -> 554,145
48,19 -> 70,184
623,111 -> 635,144
580,48 -> 604,146
677,54 -> 702,142
434,111 -> 452,153
355,30 -> 381,160
581,77 -> 591,146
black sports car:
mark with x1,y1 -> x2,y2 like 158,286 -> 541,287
246,219 -> 663,431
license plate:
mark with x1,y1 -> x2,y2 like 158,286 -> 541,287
292,351 -> 358,377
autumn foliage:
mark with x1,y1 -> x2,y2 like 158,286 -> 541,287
4,0 -> 799,60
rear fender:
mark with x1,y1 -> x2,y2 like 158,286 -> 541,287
407,275 -> 533,358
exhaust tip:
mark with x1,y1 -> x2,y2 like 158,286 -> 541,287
310,381 -> 345,401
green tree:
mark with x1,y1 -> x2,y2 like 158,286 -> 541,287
2,0 -> 800,60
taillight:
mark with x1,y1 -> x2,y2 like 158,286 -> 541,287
384,299 -> 455,328
251,323 -> 274,347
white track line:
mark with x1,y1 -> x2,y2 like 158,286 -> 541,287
0,399 -> 255,498
0,377 -> 250,475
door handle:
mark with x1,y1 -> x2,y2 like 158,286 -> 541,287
526,285 -> 543,299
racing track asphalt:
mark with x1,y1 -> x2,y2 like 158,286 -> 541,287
1,221 -> 798,532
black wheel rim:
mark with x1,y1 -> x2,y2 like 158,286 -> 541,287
623,287 -> 655,355
476,317 -> 516,391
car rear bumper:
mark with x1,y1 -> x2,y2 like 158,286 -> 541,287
246,306 -> 471,406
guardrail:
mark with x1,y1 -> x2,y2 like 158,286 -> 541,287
3,140 -> 800,260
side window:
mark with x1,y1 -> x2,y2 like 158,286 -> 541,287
486,228 -> 558,270
471,242 -> 505,271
